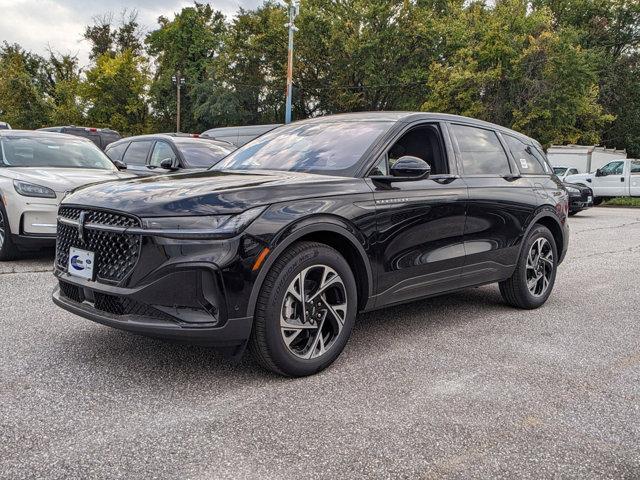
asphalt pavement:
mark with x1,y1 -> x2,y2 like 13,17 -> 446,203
1,207 -> 639,479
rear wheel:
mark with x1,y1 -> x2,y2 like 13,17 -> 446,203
0,202 -> 18,261
499,225 -> 557,309
250,241 -> 357,377
592,197 -> 604,206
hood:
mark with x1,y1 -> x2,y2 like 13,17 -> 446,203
564,172 -> 592,183
62,169 -> 371,217
0,167 -> 131,193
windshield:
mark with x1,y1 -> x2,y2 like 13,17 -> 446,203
213,121 -> 393,175
0,135 -> 116,170
176,140 -> 235,168
553,167 -> 567,175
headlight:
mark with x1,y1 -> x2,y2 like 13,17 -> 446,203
141,206 -> 266,239
13,180 -> 56,198
565,185 -> 580,194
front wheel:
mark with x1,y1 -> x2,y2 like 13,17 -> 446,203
0,202 -> 18,261
499,225 -> 558,309
249,241 -> 357,377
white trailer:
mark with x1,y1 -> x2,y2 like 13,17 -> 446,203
547,145 -> 627,173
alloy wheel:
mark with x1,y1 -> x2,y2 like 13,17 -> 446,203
526,237 -> 554,297
0,209 -> 5,249
280,264 -> 348,359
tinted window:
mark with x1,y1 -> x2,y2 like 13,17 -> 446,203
452,124 -> 511,175
631,160 -> 640,175
106,142 -> 128,162
149,141 -> 177,167
177,140 -> 234,168
553,167 -> 567,176
123,141 -> 152,166
505,135 -> 546,174
0,135 -> 116,170
214,121 -> 393,175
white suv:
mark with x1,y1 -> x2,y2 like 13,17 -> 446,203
0,130 -> 130,260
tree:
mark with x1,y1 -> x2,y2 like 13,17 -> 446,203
421,0 -> 613,146
82,50 -> 149,135
84,10 -> 143,61
0,43 -> 51,128
146,3 -> 226,132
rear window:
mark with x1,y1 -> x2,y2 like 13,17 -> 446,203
504,135 -> 547,174
451,124 -> 511,175
631,160 -> 640,175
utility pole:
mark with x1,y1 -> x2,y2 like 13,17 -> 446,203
172,72 -> 186,132
284,1 -> 300,124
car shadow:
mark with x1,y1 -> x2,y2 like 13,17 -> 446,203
61,285 -> 509,382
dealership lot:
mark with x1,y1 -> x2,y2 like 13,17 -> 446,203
1,207 -> 639,479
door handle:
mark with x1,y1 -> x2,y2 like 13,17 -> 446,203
621,177 -> 625,182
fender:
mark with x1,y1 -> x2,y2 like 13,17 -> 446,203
245,218 -> 374,318
517,206 -> 566,263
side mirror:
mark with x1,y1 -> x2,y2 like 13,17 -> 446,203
160,158 -> 179,171
372,156 -> 431,183
113,159 -> 127,170
595,168 -> 604,177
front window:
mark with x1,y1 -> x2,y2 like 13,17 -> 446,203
176,140 -> 234,168
600,161 -> 624,175
213,121 -> 393,175
0,135 -> 115,170
553,167 -> 567,176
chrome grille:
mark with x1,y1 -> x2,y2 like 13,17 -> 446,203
56,207 -> 142,283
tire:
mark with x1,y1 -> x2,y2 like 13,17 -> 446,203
0,201 -> 18,261
499,225 -> 558,309
593,197 -> 604,206
249,241 -> 357,377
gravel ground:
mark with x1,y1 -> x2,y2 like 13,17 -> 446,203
1,207 -> 639,479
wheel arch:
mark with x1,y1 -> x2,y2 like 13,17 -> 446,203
246,221 -> 373,318
521,209 -> 566,263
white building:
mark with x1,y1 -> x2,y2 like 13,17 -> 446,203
547,145 -> 627,173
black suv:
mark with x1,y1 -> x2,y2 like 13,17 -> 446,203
38,126 -> 121,150
52,113 -> 569,377
104,134 -> 236,176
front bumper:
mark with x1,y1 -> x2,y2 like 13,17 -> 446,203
53,262 -> 254,348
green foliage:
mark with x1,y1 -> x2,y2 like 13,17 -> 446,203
1,0 -> 639,152
82,50 -> 149,135
146,3 -> 226,132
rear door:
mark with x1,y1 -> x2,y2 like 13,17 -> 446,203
450,123 -> 538,285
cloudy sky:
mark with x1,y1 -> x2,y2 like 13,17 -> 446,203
0,0 -> 262,67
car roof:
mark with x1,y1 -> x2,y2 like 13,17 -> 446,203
105,134 -> 234,149
38,126 -> 120,134
0,129 -> 94,142
294,112 -> 535,143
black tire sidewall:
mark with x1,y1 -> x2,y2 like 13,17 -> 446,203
259,244 -> 357,376
516,226 -> 558,308
0,200 -> 16,260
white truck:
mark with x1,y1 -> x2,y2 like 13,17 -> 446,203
565,159 -> 640,204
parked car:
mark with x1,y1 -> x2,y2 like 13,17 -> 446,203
52,112 -> 569,377
37,126 -> 121,150
565,159 -> 640,204
0,130 -> 131,260
553,165 -> 580,181
0,121 -> 11,130
104,134 -> 236,176
201,124 -> 281,146
563,182 -> 593,216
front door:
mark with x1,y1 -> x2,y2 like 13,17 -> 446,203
367,122 -> 468,308
594,161 -> 626,197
